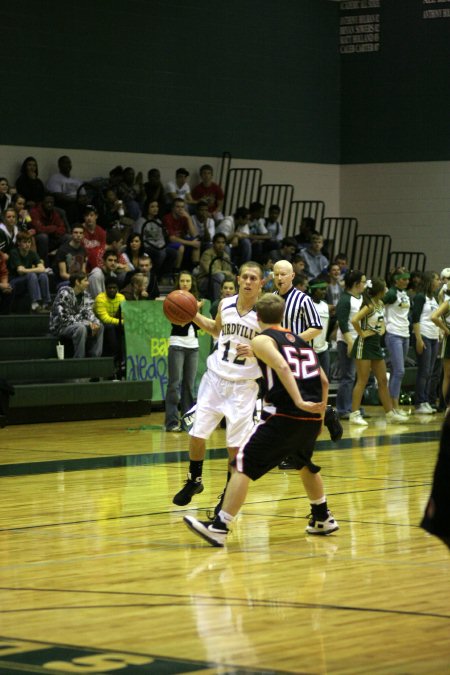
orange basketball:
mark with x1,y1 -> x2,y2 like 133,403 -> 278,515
163,290 -> 198,325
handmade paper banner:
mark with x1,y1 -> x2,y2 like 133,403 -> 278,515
122,300 -> 211,401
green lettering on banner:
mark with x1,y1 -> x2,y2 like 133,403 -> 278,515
121,301 -> 211,401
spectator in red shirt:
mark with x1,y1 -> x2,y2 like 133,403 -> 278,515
163,198 -> 200,271
82,205 -> 106,272
0,250 -> 12,314
30,195 -> 70,266
191,164 -> 224,221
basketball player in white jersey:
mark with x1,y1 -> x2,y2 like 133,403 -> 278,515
173,261 -> 264,507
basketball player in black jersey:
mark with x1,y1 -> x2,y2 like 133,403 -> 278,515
184,293 -> 339,547
421,393 -> 450,550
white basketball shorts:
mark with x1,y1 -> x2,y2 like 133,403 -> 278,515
190,369 -> 258,448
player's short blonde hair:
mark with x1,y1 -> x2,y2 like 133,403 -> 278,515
255,294 -> 285,324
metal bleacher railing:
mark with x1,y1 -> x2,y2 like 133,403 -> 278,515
386,251 -> 427,276
286,200 -> 325,238
352,234 -> 392,279
218,152 -> 232,192
218,152 -> 427,280
258,184 -> 294,223
321,217 -> 358,264
223,167 -> 262,216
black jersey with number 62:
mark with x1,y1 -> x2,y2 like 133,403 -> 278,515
257,327 -> 322,416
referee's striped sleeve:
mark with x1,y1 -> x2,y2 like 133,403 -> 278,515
283,289 -> 323,334
301,295 -> 323,331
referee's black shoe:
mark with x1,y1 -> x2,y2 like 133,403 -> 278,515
173,475 -> 204,505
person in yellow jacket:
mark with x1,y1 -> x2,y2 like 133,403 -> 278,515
94,276 -> 125,376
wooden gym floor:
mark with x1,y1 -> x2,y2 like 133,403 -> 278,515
0,407 -> 449,674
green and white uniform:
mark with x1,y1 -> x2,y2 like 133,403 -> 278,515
384,286 -> 410,338
351,301 -> 385,360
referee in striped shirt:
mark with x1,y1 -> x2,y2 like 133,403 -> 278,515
273,259 -> 323,469
273,260 -> 323,341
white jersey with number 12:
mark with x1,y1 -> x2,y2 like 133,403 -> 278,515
207,295 -> 261,382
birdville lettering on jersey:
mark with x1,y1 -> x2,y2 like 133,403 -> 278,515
221,323 -> 258,340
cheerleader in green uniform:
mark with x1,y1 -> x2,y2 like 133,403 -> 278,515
349,278 -> 408,426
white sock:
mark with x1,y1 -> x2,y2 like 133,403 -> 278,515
218,509 -> 234,526
310,496 -> 326,506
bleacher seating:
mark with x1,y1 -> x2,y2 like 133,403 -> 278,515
0,315 -> 152,425
218,152 -> 426,279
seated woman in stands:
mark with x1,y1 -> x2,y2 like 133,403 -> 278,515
15,157 -> 46,208
139,200 -> 177,280
12,194 -> 34,235
0,177 -> 13,216
0,207 -> 19,259
122,232 -> 145,273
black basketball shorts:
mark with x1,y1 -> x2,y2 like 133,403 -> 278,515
232,412 -> 322,480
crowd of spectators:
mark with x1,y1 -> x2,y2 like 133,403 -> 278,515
0,155 -> 334,317
1,153 -> 445,413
